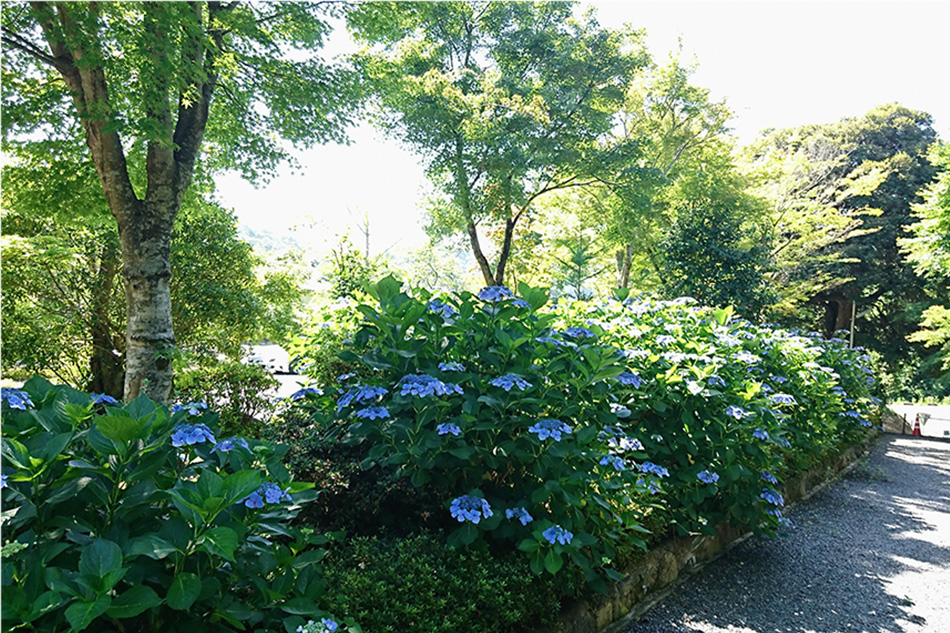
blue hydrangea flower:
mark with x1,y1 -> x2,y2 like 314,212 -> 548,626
542,525 -> 573,545
171,423 -> 216,447
637,477 -> 661,494
771,375 -> 789,384
707,375 -> 727,388
761,470 -> 778,485
450,495 -> 493,524
438,361 -> 465,372
770,393 -> 797,406
477,286 -> 515,302
172,401 -> 208,416
512,299 -> 531,308
697,470 -> 719,484
337,385 -> 389,410
563,326 -> 597,340
242,483 -> 291,508
337,373 -> 356,382
212,437 -> 250,453
733,351 -> 760,364
761,383 -> 774,393
491,373 -> 532,392
427,299 -> 459,320
398,374 -> 463,397
725,405 -> 749,420
1,474 -> 7,489
617,371 -> 644,388
356,406 -> 390,420
599,454 -> 626,471
437,423 -> 462,436
90,393 -> 119,406
840,410 -> 861,419
291,387 -> 323,402
753,428 -> 770,441
656,334 -> 676,346
528,419 -> 572,441
638,461 -> 670,478
320,619 -> 339,633
760,488 -> 785,507
858,418 -> 872,428
776,437 -> 792,448
535,336 -> 564,347
1,388 -> 33,411
505,507 -> 534,526
608,436 -> 644,452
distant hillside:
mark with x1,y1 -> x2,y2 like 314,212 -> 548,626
238,225 -> 307,257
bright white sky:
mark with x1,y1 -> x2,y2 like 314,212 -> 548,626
216,0 -> 950,258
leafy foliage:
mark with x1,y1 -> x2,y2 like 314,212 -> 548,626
0,378 -> 348,633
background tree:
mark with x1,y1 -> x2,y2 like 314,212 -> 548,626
349,1 -> 647,286
900,141 -> 950,394
2,1 -> 356,402
1,139 -> 305,396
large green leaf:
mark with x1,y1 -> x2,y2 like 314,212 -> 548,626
64,595 -> 111,632
106,585 -> 162,619
95,413 -> 146,444
77,539 -> 123,591
166,572 -> 201,611
198,526 -> 238,562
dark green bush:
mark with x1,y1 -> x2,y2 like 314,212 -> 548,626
322,534 -> 579,633
0,378 -> 352,633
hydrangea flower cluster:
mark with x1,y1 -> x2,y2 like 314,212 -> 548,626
617,371 -> 645,388
599,454 -> 626,471
528,419 -> 572,441
438,361 -> 465,372
90,393 -> 119,406
427,299 -> 458,320
398,374 -> 463,397
697,470 -> 719,484
563,326 -> 596,340
637,461 -> 670,478
356,406 -> 390,420
761,470 -> 779,485
1,474 -> 8,489
608,435 -> 644,452
290,387 -> 323,402
656,334 -> 676,346
338,385 -> 388,410
753,428 -> 770,441
770,393 -> 797,405
172,401 -> 208,416
505,507 -> 533,526
242,482 -> 291,508
449,495 -> 493,524
542,525 -> 573,545
436,423 -> 462,436
491,373 -> 532,392
297,619 -> 339,633
610,403 -> 632,418
171,423 -> 216,447
760,488 -> 784,507
211,437 -> 249,453
725,405 -> 749,420
477,286 -> 515,303
1,388 -> 34,410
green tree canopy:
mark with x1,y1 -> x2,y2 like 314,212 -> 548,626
2,1 -> 357,402
349,1 -> 648,286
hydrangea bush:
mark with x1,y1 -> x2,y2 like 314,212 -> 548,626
553,295 -> 880,535
0,378 -> 355,633
299,277 -> 660,583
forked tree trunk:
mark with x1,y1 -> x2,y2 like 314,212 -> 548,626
87,238 -> 125,397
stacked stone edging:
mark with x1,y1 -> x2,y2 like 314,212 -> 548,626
540,435 -> 878,633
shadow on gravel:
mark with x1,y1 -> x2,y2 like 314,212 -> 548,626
623,437 -> 950,633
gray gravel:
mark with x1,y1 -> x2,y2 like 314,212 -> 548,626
620,436 -> 950,633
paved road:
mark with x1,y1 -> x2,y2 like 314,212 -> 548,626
621,436 -> 950,633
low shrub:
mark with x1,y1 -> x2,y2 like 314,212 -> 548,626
322,534 -> 579,633
0,379 -> 353,633
174,356 -> 280,437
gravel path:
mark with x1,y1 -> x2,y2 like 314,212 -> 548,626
620,436 -> 950,633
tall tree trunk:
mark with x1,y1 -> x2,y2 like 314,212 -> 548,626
615,244 -> 633,289
493,217 -> 517,286
823,295 -> 854,338
87,237 -> 124,397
